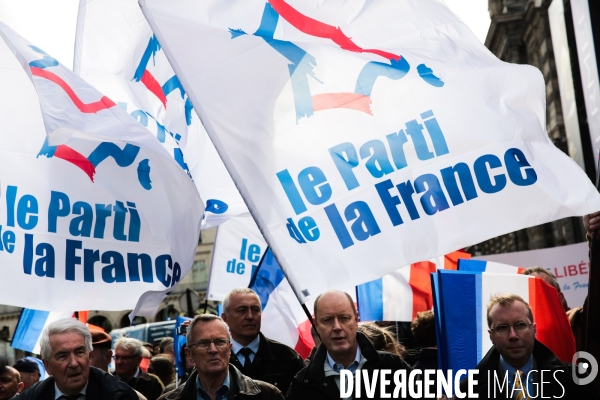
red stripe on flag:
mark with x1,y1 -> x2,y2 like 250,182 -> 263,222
409,261 -> 437,320
312,93 -> 372,114
529,277 -> 576,362
31,67 -> 116,113
53,145 -> 96,181
141,70 -> 168,107
444,250 -> 472,270
294,319 -> 314,359
268,0 -> 401,61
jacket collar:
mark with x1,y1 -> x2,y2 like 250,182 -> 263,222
230,332 -> 275,365
478,339 -> 563,372
304,331 -> 381,382
169,364 -> 261,399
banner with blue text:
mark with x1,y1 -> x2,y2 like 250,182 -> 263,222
0,21 -> 203,314
140,0 -> 600,302
208,215 -> 267,301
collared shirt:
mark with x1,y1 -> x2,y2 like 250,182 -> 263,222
54,382 -> 88,400
499,354 -> 535,398
324,345 -> 366,399
231,335 -> 260,365
196,372 -> 230,400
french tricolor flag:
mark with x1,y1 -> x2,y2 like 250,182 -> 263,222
458,258 -> 525,273
12,309 -> 75,354
357,251 -> 471,322
433,270 -> 576,373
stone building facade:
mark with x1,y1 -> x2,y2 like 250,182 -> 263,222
467,0 -> 587,256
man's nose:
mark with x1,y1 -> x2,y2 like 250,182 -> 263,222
67,353 -> 79,367
507,326 -> 520,338
207,343 -> 218,353
332,318 -> 342,330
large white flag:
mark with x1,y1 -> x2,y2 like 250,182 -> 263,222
140,0 -> 600,302
74,0 -> 247,228
0,20 -> 202,314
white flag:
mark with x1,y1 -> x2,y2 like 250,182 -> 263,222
0,20 -> 202,314
140,0 -> 600,302
74,0 -> 247,228
207,215 -> 267,301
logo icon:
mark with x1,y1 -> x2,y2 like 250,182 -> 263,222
29,46 -> 152,190
572,351 -> 598,385
230,0 -> 444,123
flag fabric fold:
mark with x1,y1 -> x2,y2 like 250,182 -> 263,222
74,0 -> 247,228
0,20 -> 202,315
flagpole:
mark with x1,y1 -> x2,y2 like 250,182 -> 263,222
585,150 -> 600,390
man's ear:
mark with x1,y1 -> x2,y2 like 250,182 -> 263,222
106,349 -> 113,364
42,359 -> 51,376
221,312 -> 228,323
18,381 -> 24,393
532,323 -> 537,336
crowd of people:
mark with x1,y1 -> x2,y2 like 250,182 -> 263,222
1,213 -> 599,399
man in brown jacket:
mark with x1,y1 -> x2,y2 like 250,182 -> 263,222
159,314 -> 283,400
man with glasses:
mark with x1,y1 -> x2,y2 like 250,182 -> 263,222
114,337 -> 164,400
158,314 -> 284,400
460,294 -> 598,398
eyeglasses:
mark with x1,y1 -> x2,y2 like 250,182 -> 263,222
491,321 -> 532,335
112,355 -> 138,361
189,339 -> 230,350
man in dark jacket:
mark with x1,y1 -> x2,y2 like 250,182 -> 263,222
459,293 -> 599,399
18,318 -> 138,400
286,290 -> 414,400
159,314 -> 283,400
114,337 -> 165,400
221,288 -> 304,394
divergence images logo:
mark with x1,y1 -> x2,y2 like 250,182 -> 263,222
30,47 -> 152,190
572,351 -> 598,385
230,0 -> 444,123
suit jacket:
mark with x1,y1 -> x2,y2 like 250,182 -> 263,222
18,366 -> 139,400
228,332 -> 303,395
459,340 -> 600,399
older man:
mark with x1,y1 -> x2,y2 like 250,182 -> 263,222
12,358 -> 40,391
0,366 -> 23,400
159,314 -> 283,400
114,337 -> 164,400
286,290 -> 413,400
18,318 -> 138,400
459,294 -> 599,398
221,288 -> 303,394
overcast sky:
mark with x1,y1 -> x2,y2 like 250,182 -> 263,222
0,0 -> 491,69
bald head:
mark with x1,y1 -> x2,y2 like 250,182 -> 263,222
314,290 -> 356,319
0,366 -> 24,400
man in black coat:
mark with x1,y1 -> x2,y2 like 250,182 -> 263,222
286,290 -> 414,400
18,318 -> 138,400
159,314 -> 283,400
221,288 -> 304,394
459,293 -> 599,399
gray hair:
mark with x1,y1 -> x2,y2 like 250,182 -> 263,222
114,337 -> 144,357
186,314 -> 228,344
222,288 -> 259,315
39,318 -> 93,360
